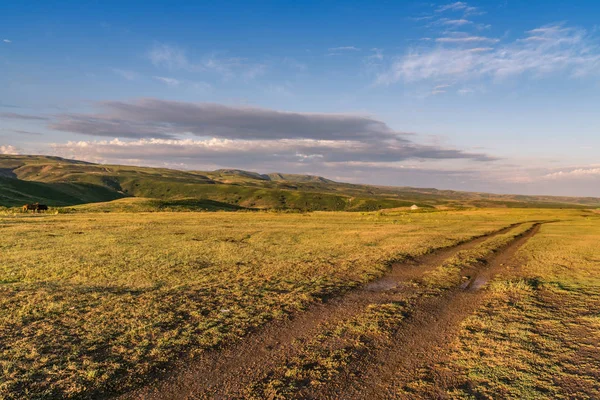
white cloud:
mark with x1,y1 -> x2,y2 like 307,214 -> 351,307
432,83 -> 451,94
544,168 -> 600,180
435,2 -> 480,15
148,44 -> 267,80
2,39 -> 11,43
0,145 -> 19,155
153,76 -> 181,86
435,36 -> 499,44
328,46 -> 361,51
467,47 -> 494,52
443,19 -> 472,26
436,2 -> 469,12
49,135 -> 494,174
411,16 -> 435,22
376,24 -> 600,85
148,44 -> 190,70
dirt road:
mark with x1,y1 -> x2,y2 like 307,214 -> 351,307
119,223 -> 540,400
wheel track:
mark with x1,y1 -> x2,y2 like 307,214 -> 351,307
118,222 -> 537,400
306,223 -> 542,400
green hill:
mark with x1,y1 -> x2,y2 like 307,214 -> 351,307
1,154 -> 599,211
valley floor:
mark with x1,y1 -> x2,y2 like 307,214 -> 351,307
0,208 -> 598,399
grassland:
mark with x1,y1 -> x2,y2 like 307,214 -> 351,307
0,207 -> 597,399
429,216 -> 600,399
0,207 -> 569,399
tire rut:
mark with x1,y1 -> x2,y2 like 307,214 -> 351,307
307,223 -> 542,400
118,222 -> 534,400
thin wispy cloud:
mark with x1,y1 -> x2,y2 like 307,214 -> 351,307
1,129 -> 43,136
435,36 -> 499,43
410,15 -> 435,22
443,19 -> 472,26
435,2 -> 483,17
376,24 -> 600,85
0,112 -> 49,121
436,2 -> 468,13
328,46 -> 361,51
436,2 -> 464,12
426,17 -> 473,28
432,83 -> 451,95
148,44 -> 190,70
148,43 -> 267,80
153,76 -> 181,86
2,39 -> 11,43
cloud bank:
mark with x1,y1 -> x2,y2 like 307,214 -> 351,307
48,98 -> 495,167
0,145 -> 20,155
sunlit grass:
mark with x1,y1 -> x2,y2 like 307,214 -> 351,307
0,208 -> 581,398
439,215 -> 600,399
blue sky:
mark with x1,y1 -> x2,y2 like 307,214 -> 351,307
1,0 -> 600,196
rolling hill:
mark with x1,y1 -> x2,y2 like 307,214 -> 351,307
1,154 -> 599,211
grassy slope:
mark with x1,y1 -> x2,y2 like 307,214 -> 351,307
0,176 -> 123,207
1,155 -> 599,210
65,197 -> 248,212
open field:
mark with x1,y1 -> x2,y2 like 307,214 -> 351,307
0,208 -> 598,399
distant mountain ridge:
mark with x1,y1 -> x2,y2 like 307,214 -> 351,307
1,154 -> 599,210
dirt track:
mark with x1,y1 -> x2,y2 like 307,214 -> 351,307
119,223 -> 540,400
307,223 -> 541,399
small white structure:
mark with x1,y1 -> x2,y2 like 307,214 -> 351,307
410,204 -> 419,210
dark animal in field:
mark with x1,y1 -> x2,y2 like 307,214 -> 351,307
22,203 -> 49,212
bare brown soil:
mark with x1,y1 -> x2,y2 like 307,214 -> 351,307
118,223 -> 538,400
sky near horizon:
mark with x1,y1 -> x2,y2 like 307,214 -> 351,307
1,0 -> 600,196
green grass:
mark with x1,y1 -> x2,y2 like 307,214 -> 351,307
0,176 -> 123,207
2,154 -> 599,210
0,208 -> 569,399
61,197 -> 249,212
